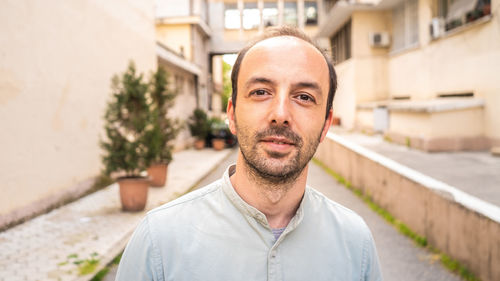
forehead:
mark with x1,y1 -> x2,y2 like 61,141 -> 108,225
238,36 -> 329,93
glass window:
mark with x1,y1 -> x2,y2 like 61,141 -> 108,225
284,1 -> 298,26
391,0 -> 419,52
330,20 -> 351,64
263,2 -> 278,27
304,1 -> 318,25
243,2 -> 260,30
224,3 -> 240,29
438,0 -> 491,31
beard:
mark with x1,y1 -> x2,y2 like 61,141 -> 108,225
235,120 -> 323,186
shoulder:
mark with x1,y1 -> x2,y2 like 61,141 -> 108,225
147,179 -> 223,222
306,187 -> 370,236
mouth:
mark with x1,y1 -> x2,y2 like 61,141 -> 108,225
260,136 -> 295,146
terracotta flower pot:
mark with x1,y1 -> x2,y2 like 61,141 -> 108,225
147,163 -> 168,187
332,117 -> 341,126
118,177 -> 149,212
212,138 -> 225,151
194,139 -> 205,150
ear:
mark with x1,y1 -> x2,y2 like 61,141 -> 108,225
319,109 -> 333,142
227,98 -> 237,135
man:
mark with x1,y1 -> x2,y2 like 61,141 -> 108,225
116,26 -> 382,281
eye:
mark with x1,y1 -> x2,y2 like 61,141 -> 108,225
250,89 -> 268,96
296,94 -> 316,103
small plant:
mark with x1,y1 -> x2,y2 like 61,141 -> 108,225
209,117 -> 228,139
101,62 -> 152,178
100,61 -> 152,211
143,66 -> 181,166
188,108 -> 210,140
59,253 -> 100,276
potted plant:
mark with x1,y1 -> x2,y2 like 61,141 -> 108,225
188,108 -> 210,149
209,117 -> 227,151
144,66 -> 180,187
101,62 -> 151,212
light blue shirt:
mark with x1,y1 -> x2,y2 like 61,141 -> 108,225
116,165 -> 382,281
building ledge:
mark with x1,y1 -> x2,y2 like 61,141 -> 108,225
357,98 -> 485,113
156,42 -> 201,76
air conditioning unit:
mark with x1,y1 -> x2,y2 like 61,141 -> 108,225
369,32 -> 390,48
430,17 -> 445,39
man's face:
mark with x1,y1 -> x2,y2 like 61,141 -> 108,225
228,36 -> 332,183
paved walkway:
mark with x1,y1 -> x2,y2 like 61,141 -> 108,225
335,131 -> 500,207
0,148 -> 234,281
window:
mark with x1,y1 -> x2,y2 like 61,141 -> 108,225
392,0 -> 418,52
438,0 -> 491,31
224,3 -> 240,29
263,2 -> 278,27
330,20 -> 351,64
304,1 -> 318,25
243,2 -> 260,30
284,1 -> 298,26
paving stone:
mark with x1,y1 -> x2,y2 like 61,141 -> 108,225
0,148 -> 233,281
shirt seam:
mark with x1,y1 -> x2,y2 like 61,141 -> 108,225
148,183 -> 221,215
360,228 -> 369,281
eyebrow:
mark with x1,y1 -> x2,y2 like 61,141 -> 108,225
244,77 -> 276,89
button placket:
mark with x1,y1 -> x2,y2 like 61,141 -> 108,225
268,246 -> 282,281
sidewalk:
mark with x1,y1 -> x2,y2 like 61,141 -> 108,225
0,148 -> 234,281
334,131 -> 500,207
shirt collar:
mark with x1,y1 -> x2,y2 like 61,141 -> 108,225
222,164 -> 306,231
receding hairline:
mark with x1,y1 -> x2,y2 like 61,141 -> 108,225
246,35 -> 326,58
238,36 -> 330,100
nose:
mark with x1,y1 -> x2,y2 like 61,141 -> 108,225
268,91 -> 291,126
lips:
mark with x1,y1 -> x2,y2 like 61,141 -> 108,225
260,136 -> 295,145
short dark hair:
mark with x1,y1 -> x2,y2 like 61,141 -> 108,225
230,26 -> 337,119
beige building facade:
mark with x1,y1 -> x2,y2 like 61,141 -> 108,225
155,0 -> 213,149
317,0 -> 499,151
0,0 -> 158,229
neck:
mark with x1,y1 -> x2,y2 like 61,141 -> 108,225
230,151 -> 308,229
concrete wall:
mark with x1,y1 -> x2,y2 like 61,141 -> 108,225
315,133 -> 500,281
388,0 -> 500,140
0,0 -> 157,228
389,108 -> 485,138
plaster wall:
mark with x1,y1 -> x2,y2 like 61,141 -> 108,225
156,0 -> 190,18
156,24 -> 193,60
331,59 -> 356,129
388,0 -> 500,139
0,0 -> 156,224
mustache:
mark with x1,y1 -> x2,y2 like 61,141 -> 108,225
255,125 -> 302,146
